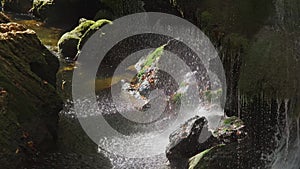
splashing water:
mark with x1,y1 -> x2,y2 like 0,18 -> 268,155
62,91 -> 223,169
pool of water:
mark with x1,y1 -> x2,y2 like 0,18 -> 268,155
4,12 -> 65,49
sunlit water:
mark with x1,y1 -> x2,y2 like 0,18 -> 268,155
4,12 -> 64,49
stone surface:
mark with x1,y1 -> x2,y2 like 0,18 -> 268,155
31,0 -> 101,25
58,19 -> 111,59
166,116 -> 246,169
0,22 -> 62,167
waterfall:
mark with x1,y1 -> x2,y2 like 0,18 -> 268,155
275,0 -> 285,29
297,117 -> 300,147
284,99 -> 290,159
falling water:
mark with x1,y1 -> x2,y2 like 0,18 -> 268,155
284,99 -> 290,158
64,92 -> 223,169
267,0 -> 300,168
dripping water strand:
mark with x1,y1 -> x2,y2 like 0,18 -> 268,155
284,99 -> 289,160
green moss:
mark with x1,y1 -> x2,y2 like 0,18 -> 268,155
189,144 -> 225,169
58,19 -> 95,46
89,19 -> 111,30
213,116 -> 244,137
204,88 -> 222,103
171,92 -> 182,104
223,116 -> 241,125
58,33 -> 80,45
58,19 -> 103,58
32,0 -> 54,17
73,20 -> 96,35
137,44 -> 166,79
78,19 -> 112,50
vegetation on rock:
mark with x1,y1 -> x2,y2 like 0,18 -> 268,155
58,19 -> 111,59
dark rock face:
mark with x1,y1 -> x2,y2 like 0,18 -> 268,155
0,22 -> 62,167
166,116 -> 246,169
31,0 -> 102,25
1,0 -> 33,13
166,116 -> 213,168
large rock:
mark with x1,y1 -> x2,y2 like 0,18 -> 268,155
57,19 -> 111,60
166,116 -> 246,168
1,0 -> 32,13
166,116 -> 215,168
0,22 -> 62,167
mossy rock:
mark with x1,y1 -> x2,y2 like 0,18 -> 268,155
58,19 -> 111,59
78,19 -> 112,50
31,0 -> 54,19
57,20 -> 96,59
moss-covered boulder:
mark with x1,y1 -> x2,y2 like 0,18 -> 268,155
78,19 -> 112,50
57,19 -> 95,59
0,22 -> 62,167
58,19 -> 111,59
1,0 -> 33,13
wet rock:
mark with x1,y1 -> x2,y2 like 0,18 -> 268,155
0,22 -> 62,167
57,19 -> 111,59
166,116 -> 214,168
188,136 -> 253,169
1,0 -> 32,13
166,116 -> 246,169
